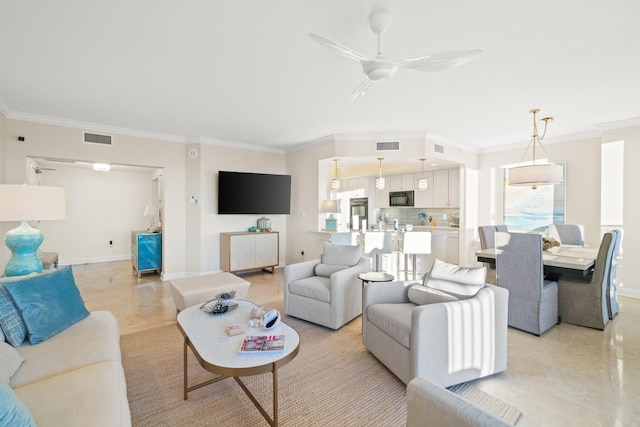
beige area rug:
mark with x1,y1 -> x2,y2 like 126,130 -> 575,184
121,305 -> 521,426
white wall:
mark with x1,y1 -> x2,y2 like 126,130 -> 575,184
36,164 -> 156,264
198,142 -> 288,273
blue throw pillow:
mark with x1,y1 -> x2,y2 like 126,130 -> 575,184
0,286 -> 27,347
0,381 -> 36,426
4,266 -> 90,345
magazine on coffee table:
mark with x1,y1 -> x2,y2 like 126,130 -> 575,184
238,335 -> 285,354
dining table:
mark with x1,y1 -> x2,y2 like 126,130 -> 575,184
475,245 -> 599,278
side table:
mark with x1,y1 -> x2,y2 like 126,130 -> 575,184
357,271 -> 395,287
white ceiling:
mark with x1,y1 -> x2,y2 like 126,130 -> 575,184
1,1 -> 640,152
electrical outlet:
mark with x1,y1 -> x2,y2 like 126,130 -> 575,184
109,240 -> 113,245
301,250 -> 305,256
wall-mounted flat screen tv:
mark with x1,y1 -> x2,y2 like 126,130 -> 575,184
218,171 -> 291,215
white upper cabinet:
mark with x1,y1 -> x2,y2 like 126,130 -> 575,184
448,168 -> 460,208
432,168 -> 460,208
347,177 -> 368,197
433,170 -> 449,207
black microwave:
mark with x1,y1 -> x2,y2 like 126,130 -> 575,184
389,191 -> 414,207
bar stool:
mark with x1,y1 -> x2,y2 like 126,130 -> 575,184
401,232 -> 431,280
364,231 -> 393,272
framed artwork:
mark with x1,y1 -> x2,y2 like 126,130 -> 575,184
503,163 -> 566,233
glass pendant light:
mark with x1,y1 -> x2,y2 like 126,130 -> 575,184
375,157 -> 385,190
417,158 -> 428,190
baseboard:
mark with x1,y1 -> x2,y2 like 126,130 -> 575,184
618,287 -> 640,299
62,254 -> 132,266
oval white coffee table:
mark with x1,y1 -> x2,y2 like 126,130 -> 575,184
177,299 -> 300,426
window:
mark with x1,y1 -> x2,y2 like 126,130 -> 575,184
502,163 -> 566,233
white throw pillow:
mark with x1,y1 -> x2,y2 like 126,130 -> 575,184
0,341 -> 24,384
321,243 -> 361,266
408,284 -> 459,305
429,259 -> 487,285
424,259 -> 486,299
314,263 -> 349,277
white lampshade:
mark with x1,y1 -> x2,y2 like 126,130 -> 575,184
330,178 -> 341,190
320,199 -> 341,214
0,184 -> 66,221
375,177 -> 385,190
143,204 -> 158,217
509,163 -> 563,187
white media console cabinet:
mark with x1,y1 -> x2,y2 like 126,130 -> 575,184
220,231 -> 279,274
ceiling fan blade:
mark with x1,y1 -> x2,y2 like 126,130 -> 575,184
309,33 -> 370,62
400,49 -> 483,72
350,78 -> 373,102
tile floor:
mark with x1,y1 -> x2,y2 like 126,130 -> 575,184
73,261 -> 640,426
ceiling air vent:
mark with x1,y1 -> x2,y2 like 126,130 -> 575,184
376,141 -> 400,151
83,132 -> 112,146
434,143 -> 445,154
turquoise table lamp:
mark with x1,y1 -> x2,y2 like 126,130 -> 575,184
0,184 -> 66,276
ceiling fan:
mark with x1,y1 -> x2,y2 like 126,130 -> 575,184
309,10 -> 482,101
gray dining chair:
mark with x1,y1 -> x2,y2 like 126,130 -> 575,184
495,231 -> 558,335
548,224 -> 585,246
478,225 -> 508,284
606,229 -> 622,319
557,231 -> 615,330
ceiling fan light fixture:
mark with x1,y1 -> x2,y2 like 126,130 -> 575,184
508,109 -> 562,190
375,157 -> 385,190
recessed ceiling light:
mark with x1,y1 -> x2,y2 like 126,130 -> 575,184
92,163 -> 111,172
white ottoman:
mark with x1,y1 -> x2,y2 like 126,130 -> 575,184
169,272 -> 251,311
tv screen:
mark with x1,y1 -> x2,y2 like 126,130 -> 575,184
218,171 -> 291,215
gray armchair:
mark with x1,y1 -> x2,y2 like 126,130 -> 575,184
478,225 -> 508,284
363,259 -> 508,387
284,243 -> 371,330
557,231 -> 615,330
607,229 -> 622,319
495,232 -> 558,336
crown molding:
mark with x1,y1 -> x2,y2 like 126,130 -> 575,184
595,116 -> 640,131
6,109 -> 186,143
285,135 -> 336,153
199,136 -> 286,154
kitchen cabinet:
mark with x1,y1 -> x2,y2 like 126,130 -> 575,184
433,170 -> 449,207
131,231 -> 162,277
448,168 -> 460,208
389,174 -> 415,191
375,186 -> 389,208
432,168 -> 460,208
445,232 -> 459,264
347,177 -> 369,197
220,231 -> 279,274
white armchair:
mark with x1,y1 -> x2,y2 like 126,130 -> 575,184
363,259 -> 509,387
284,243 -> 371,330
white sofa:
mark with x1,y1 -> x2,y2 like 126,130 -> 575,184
9,310 -> 131,426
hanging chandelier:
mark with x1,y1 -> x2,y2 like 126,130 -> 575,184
508,109 -> 563,190
330,159 -> 341,190
375,157 -> 385,190
417,158 -> 428,190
